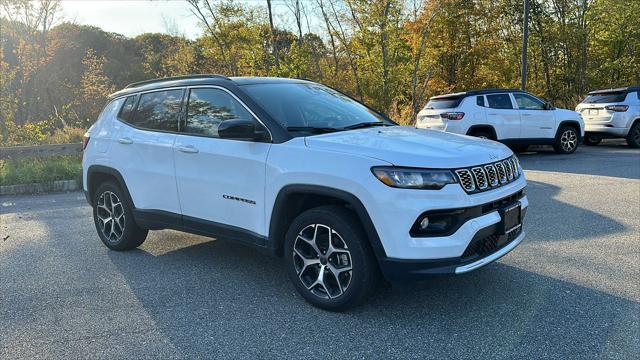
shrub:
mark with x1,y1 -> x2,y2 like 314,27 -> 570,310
0,155 -> 82,186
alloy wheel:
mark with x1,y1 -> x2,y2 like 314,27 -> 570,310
96,191 -> 125,243
633,126 -> 640,145
561,129 -> 577,152
292,224 -> 353,299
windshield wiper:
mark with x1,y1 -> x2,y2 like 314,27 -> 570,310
343,122 -> 388,130
286,126 -> 341,134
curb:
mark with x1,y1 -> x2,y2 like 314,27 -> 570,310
0,179 -> 80,196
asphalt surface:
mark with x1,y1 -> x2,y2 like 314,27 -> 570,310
1,140 -> 639,359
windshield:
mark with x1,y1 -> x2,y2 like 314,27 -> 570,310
582,92 -> 627,104
242,82 -> 392,135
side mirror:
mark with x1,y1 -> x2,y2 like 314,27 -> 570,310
544,102 -> 555,110
218,119 -> 258,140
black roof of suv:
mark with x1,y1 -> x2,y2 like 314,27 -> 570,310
587,86 -> 639,95
109,74 -> 310,100
430,88 -> 528,100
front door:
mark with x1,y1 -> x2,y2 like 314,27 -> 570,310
513,93 -> 555,139
173,87 -> 271,240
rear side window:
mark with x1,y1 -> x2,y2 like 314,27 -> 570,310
582,92 -> 627,103
131,89 -> 183,132
486,94 -> 514,109
476,96 -> 485,107
425,97 -> 463,109
184,88 -> 254,137
119,95 -> 137,122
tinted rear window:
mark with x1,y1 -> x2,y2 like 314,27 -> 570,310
131,89 -> 183,132
583,92 -> 627,103
486,94 -> 514,109
425,97 -> 462,109
119,95 -> 137,122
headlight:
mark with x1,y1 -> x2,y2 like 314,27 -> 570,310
371,167 -> 458,190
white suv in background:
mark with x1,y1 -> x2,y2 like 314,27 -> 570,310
575,86 -> 640,148
416,89 -> 584,154
83,76 -> 528,310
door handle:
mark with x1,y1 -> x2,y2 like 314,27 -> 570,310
118,137 -> 133,144
176,145 -> 199,154
488,113 -> 498,116
522,113 -> 532,117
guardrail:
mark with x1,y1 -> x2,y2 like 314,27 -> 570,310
0,143 -> 82,160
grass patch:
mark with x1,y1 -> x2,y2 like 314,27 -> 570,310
0,155 -> 82,186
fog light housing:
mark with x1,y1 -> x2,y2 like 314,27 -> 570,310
410,210 -> 466,237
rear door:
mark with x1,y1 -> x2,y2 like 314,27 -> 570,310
109,89 -> 184,214
513,93 -> 555,139
485,93 -> 520,140
173,86 -> 271,239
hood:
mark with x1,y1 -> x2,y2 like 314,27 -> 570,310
304,126 -> 513,168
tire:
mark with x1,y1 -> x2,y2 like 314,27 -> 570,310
553,126 -> 579,154
583,134 -> 602,146
470,130 -> 494,140
93,182 -> 148,251
511,144 -> 529,153
626,122 -> 640,148
284,205 -> 380,311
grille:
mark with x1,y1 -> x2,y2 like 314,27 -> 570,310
471,167 -> 488,190
454,156 -> 521,194
462,227 -> 522,260
455,169 -> 476,192
484,164 -> 499,186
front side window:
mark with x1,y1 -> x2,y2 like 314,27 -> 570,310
486,94 -> 514,109
131,89 -> 183,132
184,88 -> 254,137
242,83 -> 392,136
514,93 -> 545,110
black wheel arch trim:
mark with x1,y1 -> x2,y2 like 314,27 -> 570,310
86,165 -> 135,208
268,184 -> 388,261
466,125 -> 497,139
556,120 -> 582,140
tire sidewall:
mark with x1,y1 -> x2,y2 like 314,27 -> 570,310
626,122 -> 640,148
583,134 -> 601,146
284,206 -> 377,311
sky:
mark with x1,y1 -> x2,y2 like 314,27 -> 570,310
61,0 -> 204,39
59,0 -> 317,40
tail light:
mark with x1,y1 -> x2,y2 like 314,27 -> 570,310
82,132 -> 90,150
605,105 -> 628,112
440,112 -> 465,120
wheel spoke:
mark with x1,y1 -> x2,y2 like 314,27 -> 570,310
293,223 -> 353,300
96,191 -> 125,243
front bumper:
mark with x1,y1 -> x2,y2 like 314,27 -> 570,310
363,176 -> 528,281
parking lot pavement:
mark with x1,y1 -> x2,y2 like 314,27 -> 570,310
1,141 -> 639,359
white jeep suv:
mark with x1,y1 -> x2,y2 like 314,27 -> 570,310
575,86 -> 640,148
83,76 -> 528,310
416,89 -> 584,154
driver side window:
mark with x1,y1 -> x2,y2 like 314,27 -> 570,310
514,93 -> 545,110
184,88 -> 254,137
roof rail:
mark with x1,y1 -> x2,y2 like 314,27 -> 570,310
124,74 -> 231,89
